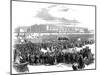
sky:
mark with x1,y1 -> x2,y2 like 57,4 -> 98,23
12,1 -> 95,30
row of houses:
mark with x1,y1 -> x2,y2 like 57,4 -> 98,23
15,24 -> 90,33
14,24 -> 93,43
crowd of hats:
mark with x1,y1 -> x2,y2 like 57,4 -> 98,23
13,39 -> 94,71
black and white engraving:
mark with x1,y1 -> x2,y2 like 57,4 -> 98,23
11,0 -> 96,74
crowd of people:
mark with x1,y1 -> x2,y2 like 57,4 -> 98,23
13,38 -> 94,72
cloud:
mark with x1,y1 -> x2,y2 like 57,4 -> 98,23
48,5 -> 69,11
48,5 -> 58,8
60,8 -> 69,11
58,18 -> 79,24
36,8 -> 57,21
35,6 -> 79,24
